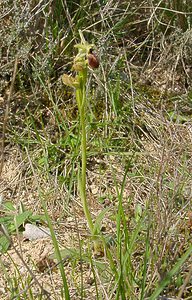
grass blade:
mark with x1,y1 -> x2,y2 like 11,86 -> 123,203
149,244 -> 192,300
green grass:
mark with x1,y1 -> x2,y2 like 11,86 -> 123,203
1,0 -> 192,299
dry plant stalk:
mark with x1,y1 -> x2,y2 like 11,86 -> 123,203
0,57 -> 18,176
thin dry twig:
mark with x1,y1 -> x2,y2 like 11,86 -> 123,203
177,263 -> 192,299
0,57 -> 18,176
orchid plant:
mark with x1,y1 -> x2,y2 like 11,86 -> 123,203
62,31 -> 102,251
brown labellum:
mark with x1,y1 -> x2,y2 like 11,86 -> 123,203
87,49 -> 99,69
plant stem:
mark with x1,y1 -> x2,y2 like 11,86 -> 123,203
76,70 -> 94,234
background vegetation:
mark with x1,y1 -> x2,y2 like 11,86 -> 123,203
0,0 -> 192,299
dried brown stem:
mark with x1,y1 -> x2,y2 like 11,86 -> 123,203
0,57 -> 18,176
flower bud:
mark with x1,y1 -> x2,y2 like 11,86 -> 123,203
87,50 -> 99,69
72,61 -> 86,71
62,74 -> 79,88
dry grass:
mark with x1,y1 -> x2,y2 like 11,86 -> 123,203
1,0 -> 192,299
1,108 -> 192,299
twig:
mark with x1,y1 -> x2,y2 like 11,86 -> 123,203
177,263 -> 192,299
0,57 -> 18,176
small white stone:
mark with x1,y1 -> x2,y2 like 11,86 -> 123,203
91,185 -> 98,195
23,223 -> 51,240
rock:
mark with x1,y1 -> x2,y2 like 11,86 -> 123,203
23,223 -> 51,240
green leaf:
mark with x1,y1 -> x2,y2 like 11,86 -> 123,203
92,260 -> 108,271
93,207 -> 110,235
50,247 -> 108,272
0,235 -> 10,253
50,248 -> 79,261
2,201 -> 16,212
135,204 -> 143,222
0,216 -> 14,224
29,214 -> 47,224
42,203 -> 70,299
14,211 -> 33,229
149,244 -> 192,300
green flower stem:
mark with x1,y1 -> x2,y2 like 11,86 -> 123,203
76,69 -> 94,235
62,32 -> 99,240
